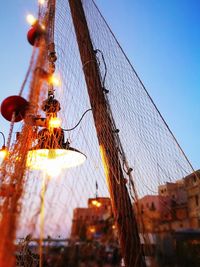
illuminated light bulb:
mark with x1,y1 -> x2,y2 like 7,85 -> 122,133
48,117 -> 61,129
91,199 -> 102,207
0,146 -> 8,165
26,14 -> 37,26
112,224 -> 116,230
0,149 -> 7,161
91,200 -> 97,206
89,227 -> 96,233
96,202 -> 102,207
40,24 -> 46,31
38,0 -> 45,4
48,74 -> 61,87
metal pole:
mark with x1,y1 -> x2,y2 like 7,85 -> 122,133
68,1 -> 146,266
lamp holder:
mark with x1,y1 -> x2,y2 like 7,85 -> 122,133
41,95 -> 61,116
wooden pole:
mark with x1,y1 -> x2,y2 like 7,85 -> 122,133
68,1 -> 146,266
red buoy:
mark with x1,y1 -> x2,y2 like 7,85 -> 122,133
27,25 -> 42,46
1,95 -> 29,122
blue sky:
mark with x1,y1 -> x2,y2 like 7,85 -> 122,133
0,0 -> 199,168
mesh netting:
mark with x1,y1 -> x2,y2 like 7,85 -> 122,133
0,0 -> 194,266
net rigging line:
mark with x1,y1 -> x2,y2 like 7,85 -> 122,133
82,0 -> 193,191
90,0 -> 194,173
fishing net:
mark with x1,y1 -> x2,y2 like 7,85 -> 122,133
0,0 -> 194,266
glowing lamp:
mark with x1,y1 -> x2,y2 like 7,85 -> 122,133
91,199 -> 102,207
40,24 -> 46,31
48,117 -> 61,129
1,95 -> 29,122
27,147 -> 86,171
27,128 -> 86,172
89,227 -> 96,234
48,73 -> 61,87
112,224 -> 116,230
26,14 -> 45,46
0,146 -> 8,161
0,132 -> 7,164
38,0 -> 45,5
26,14 -> 37,26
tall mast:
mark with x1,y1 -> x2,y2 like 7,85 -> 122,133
68,1 -> 145,266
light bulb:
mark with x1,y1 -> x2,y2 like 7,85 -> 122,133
26,14 -> 37,26
0,149 -> 7,160
0,146 -> 8,164
91,199 -> 102,207
48,117 -> 61,129
48,73 -> 61,87
112,225 -> 116,230
40,24 -> 46,31
89,227 -> 96,233
38,0 -> 45,4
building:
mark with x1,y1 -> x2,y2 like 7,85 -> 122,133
136,195 -> 171,232
184,170 -> 200,228
158,179 -> 189,231
136,178 -> 190,233
71,197 -> 115,241
158,179 -> 187,205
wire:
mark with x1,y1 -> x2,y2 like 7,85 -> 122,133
0,131 -> 6,147
62,108 -> 92,131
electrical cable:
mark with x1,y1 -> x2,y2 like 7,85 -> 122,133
0,132 -> 6,147
62,108 -> 92,131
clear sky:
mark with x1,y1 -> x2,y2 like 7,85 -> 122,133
0,0 -> 199,169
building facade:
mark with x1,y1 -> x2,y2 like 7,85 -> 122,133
184,170 -> 200,228
71,197 -> 115,241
